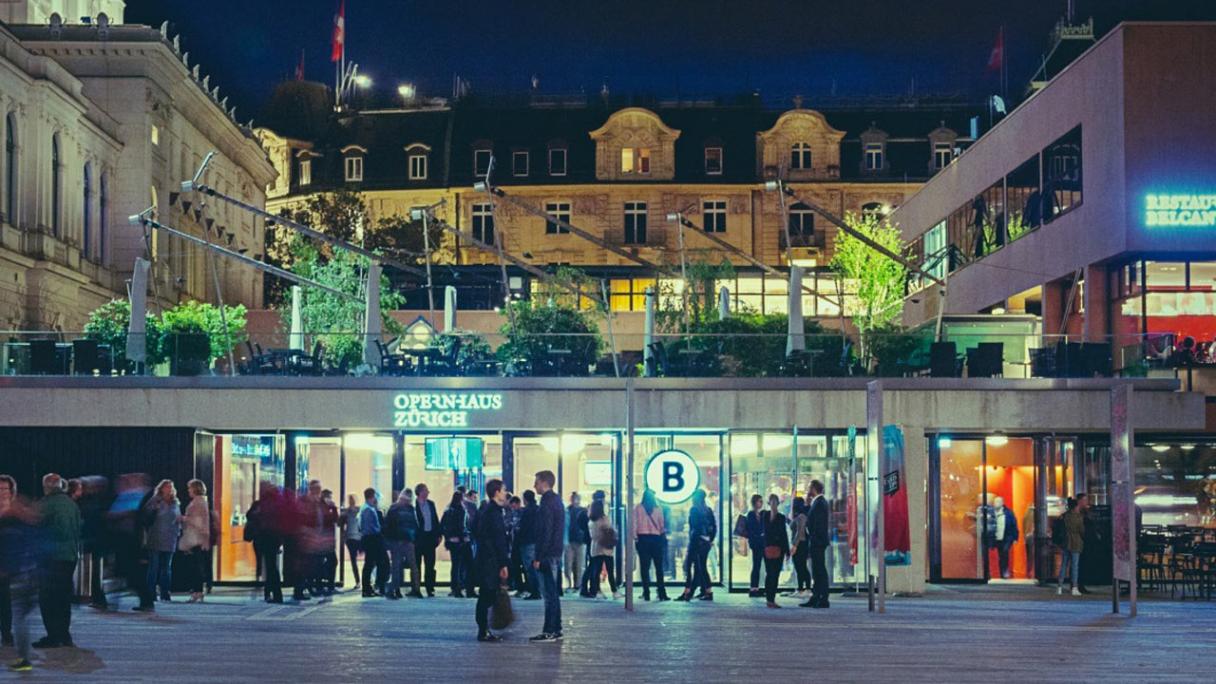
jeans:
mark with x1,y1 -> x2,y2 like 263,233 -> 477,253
448,541 -> 467,595
564,543 -> 585,591
764,556 -> 783,603
0,577 -> 10,639
387,541 -> 418,595
996,539 -> 1014,578
588,554 -> 617,596
361,534 -> 388,593
1057,548 -> 1081,588
8,574 -> 34,660
318,550 -> 338,592
684,540 -> 711,595
147,550 -> 174,600
637,535 -> 668,598
38,559 -> 76,644
520,543 -> 540,596
415,541 -> 437,594
749,545 -> 764,589
344,538 -> 361,586
475,566 -> 500,636
792,544 -> 811,591
538,557 -> 562,635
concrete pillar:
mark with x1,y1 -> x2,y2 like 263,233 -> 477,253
1083,264 -> 1109,342
1041,279 -> 1068,339
887,425 -> 928,595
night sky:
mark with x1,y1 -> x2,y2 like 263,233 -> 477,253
123,0 -> 1216,119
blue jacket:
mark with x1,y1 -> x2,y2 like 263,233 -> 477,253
359,503 -> 382,537
991,506 -> 1019,544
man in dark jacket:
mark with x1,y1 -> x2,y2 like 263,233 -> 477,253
413,484 -> 440,597
246,482 -> 284,604
515,490 -> 540,599
530,470 -> 565,642
800,480 -> 831,609
36,473 -> 81,648
473,479 -> 510,642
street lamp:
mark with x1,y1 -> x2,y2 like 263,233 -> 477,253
353,74 -> 372,89
397,83 -> 416,100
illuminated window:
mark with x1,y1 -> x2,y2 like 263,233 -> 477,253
548,148 -> 567,176
471,203 -> 494,244
512,151 -> 529,177
621,147 -> 650,174
298,158 -> 312,186
473,148 -> 492,177
864,142 -> 884,171
624,201 -> 647,244
344,155 -> 363,182
934,142 -> 953,169
545,201 -> 570,235
704,146 -> 723,175
702,199 -> 727,233
409,154 -> 427,180
790,142 -> 812,170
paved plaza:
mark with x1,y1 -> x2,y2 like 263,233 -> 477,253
3,586 -> 1214,682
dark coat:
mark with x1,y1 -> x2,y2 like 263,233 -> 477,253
475,500 -> 510,576
414,499 -> 441,548
807,495 -> 830,549
516,503 -> 538,546
764,511 -> 790,556
745,509 -> 767,549
535,490 -> 565,562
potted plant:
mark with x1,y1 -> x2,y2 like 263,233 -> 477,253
159,301 -> 247,376
497,301 -> 602,376
82,299 -> 166,373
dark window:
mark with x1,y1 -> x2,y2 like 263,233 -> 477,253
471,203 -> 494,244
548,148 -> 567,176
788,203 -> 814,236
4,114 -> 14,222
934,142 -> 953,169
704,147 -> 723,175
82,163 -> 92,258
545,201 -> 570,235
51,134 -> 61,236
1006,153 -> 1042,240
702,200 -> 727,233
624,201 -> 647,244
473,149 -> 492,177
98,173 -> 107,264
1043,126 -> 1082,224
864,142 -> 884,171
790,142 -> 812,170
512,151 -> 529,177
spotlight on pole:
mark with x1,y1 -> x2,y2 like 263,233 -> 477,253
665,212 -> 680,222
397,83 -> 416,100
353,74 -> 372,88
473,181 -> 488,193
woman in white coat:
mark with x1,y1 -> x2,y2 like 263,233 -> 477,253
179,479 -> 212,603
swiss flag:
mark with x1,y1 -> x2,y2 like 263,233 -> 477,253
986,27 -> 1004,73
330,0 -> 345,63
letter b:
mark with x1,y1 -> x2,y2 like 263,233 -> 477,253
662,462 -> 685,493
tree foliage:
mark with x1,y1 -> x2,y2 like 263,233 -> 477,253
830,211 -> 910,363
83,299 -> 166,367
498,300 -> 603,376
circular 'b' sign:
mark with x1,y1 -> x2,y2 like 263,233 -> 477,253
644,449 -> 701,505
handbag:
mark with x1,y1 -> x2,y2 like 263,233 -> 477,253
732,514 -> 748,538
764,545 -> 783,560
490,586 -> 515,630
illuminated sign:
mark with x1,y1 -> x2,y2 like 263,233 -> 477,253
392,392 -> 503,428
644,449 -> 701,505
1145,194 -> 1216,227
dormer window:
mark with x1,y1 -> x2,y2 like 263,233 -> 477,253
473,148 -> 492,178
621,147 -> 650,175
512,150 -> 530,177
406,143 -> 431,181
790,142 -> 812,170
864,142 -> 885,172
934,142 -> 953,170
704,146 -> 723,175
341,145 -> 367,183
299,158 -> 312,186
548,147 -> 567,176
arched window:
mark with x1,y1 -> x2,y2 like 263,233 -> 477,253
51,134 -> 62,237
5,114 -> 16,223
82,163 -> 92,258
790,142 -> 812,170
98,172 -> 108,265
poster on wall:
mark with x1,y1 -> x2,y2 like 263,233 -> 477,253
882,425 -> 911,566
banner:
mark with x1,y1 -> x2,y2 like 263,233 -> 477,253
882,425 -> 911,566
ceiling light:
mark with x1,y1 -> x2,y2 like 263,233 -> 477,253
985,434 -> 1009,447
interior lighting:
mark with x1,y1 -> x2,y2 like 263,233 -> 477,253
985,434 -> 1009,447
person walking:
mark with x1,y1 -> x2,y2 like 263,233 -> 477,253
384,490 -> 420,599
633,490 -> 669,601
142,479 -> 182,605
461,488 -> 480,599
563,492 -> 588,594
800,481 -> 831,609
359,489 -> 388,597
1056,494 -> 1088,596
442,492 -> 470,598
474,479 -> 511,642
587,500 -> 618,599
787,497 -> 811,598
318,489 -> 339,595
530,470 -> 565,642
340,494 -> 363,591
413,484 -> 440,597
579,490 -> 605,596
761,494 -> 790,608
35,473 -> 81,649
0,476 -> 39,672
743,494 -> 767,597
77,477 -> 111,611
676,489 -> 716,602
245,483 -> 284,604
179,480 -> 211,603
516,490 -> 541,600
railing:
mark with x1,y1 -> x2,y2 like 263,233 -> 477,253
1,330 -> 1205,382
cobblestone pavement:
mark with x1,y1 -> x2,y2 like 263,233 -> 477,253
3,586 -> 1214,682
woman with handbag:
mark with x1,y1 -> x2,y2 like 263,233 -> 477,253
787,497 -> 811,598
632,490 -> 669,601
587,500 -> 619,599
762,494 -> 790,608
178,479 -> 212,603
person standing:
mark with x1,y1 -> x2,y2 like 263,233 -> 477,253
1056,494 -> 1087,596
474,479 -> 510,642
339,494 -> 362,591
530,470 -> 565,642
179,480 -> 211,603
579,490 -> 605,596
77,477 -> 111,611
246,483 -> 284,604
441,492 -> 470,598
676,489 -> 716,602
461,488 -> 480,599
384,490 -> 420,600
0,475 -> 23,650
35,473 -> 81,649
142,479 -> 182,604
991,496 -> 1019,580
0,476 -> 39,672
359,489 -> 388,597
633,490 -> 669,601
761,494 -> 790,608
516,490 -> 541,600
413,484 -> 440,597
787,497 -> 811,598
800,481 -> 831,609
587,500 -> 618,599
744,494 -> 767,597
563,492 -> 588,594
318,489 -> 339,595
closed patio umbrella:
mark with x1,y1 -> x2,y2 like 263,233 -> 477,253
444,285 -> 458,331
787,266 -> 806,356
363,263 -> 382,367
643,287 -> 656,377
289,285 -> 304,350
126,258 -> 150,368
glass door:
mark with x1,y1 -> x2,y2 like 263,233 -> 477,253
213,433 -> 284,583
933,438 -> 988,581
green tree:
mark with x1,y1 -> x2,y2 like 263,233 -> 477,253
830,211 -> 910,366
365,213 -> 450,267
265,190 -> 370,307
498,300 -> 602,376
83,299 -> 166,367
160,300 -> 248,362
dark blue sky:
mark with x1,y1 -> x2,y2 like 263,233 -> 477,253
124,0 -> 1216,118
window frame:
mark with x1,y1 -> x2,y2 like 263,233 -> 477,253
788,203 -> 814,237
702,199 -> 727,233
864,142 -> 885,171
408,153 -> 428,180
704,146 -> 723,175
933,142 -> 953,170
512,150 -> 530,177
790,142 -> 812,171
545,200 -> 571,235
343,154 -> 364,183
548,147 -> 567,177
298,158 -> 312,186
473,148 -> 492,178
624,201 -> 648,245
471,202 -> 495,245
621,147 -> 651,175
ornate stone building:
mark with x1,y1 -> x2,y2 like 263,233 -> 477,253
0,1 -> 276,330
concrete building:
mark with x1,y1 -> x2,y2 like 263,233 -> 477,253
0,1 -> 277,330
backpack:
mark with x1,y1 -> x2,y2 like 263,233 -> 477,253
1050,515 -> 1066,546
243,503 -> 261,543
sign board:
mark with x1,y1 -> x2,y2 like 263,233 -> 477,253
882,425 -> 911,567
583,461 -> 613,487
424,437 -> 484,471
392,392 -> 502,428
644,449 -> 700,505
1145,194 -> 1216,227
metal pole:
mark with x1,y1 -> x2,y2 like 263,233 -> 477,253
601,279 -> 621,378
867,380 -> 886,613
422,212 -> 435,321
675,213 -> 690,333
624,378 -> 636,612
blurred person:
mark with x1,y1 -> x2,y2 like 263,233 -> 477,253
633,489 -> 669,601
462,488 -> 480,599
413,484 -> 440,597
474,479 -> 510,642
298,480 -> 328,598
281,489 -> 311,602
0,477 -> 40,672
529,470 -> 564,642
108,474 -> 154,611
506,496 -> 523,591
744,494 -> 766,597
762,494 -> 790,608
340,494 -> 363,591
142,479 -> 181,604
66,479 -> 82,501
587,500 -> 618,599
384,490 -> 420,599
245,483 -> 284,604
676,490 -> 716,602
564,492 -> 588,594
359,488 -> 388,597
35,473 -> 81,649
318,489 -> 339,595
787,497 -> 811,598
178,480 -> 211,603
441,491 -> 470,597
579,490 -> 606,596
77,476 -> 112,610
516,490 -> 540,600
800,481 -> 831,609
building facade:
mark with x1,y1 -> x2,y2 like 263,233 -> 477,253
0,1 -> 277,330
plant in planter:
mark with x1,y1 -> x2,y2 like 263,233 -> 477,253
431,330 -> 496,375
497,301 -> 602,376
83,299 -> 167,371
160,300 -> 248,375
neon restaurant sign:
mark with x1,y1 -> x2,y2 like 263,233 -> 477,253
392,392 -> 503,428
1145,194 -> 1216,227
